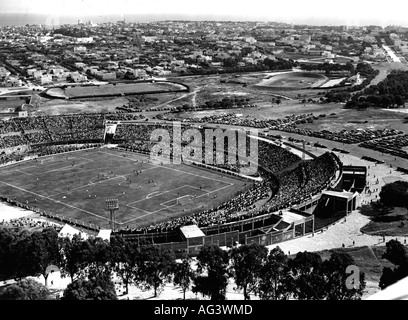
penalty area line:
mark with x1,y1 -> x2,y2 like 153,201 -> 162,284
0,180 -> 111,222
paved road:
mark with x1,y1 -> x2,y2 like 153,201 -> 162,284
369,61 -> 408,86
383,45 -> 401,63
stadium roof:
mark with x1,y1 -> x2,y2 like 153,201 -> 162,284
281,210 -> 307,224
97,229 -> 112,241
179,224 -> 205,239
322,190 -> 358,200
58,224 -> 88,240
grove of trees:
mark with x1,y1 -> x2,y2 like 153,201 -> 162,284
301,62 -> 355,75
379,180 -> 408,208
379,240 -> 408,290
0,278 -> 51,300
0,226 -> 369,300
346,69 -> 408,109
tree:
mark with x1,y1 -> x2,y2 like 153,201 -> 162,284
173,254 -> 195,300
38,228 -> 61,286
229,243 -> 267,300
395,95 -> 405,107
379,181 -> 408,208
379,240 -> 408,289
193,244 -> 230,300
110,236 -> 142,295
0,278 -> 51,300
88,237 -> 112,275
258,247 -> 291,300
14,227 -> 60,286
382,239 -> 408,266
379,266 -> 400,290
288,251 -> 326,300
345,61 -> 355,74
322,251 -> 366,300
62,271 -> 117,300
58,234 -> 93,282
139,245 -> 176,297
0,228 -> 20,280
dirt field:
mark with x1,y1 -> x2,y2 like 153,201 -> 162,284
33,97 -> 128,115
256,72 -> 327,89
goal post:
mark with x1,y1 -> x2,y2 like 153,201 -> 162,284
40,157 -> 54,164
176,195 -> 192,205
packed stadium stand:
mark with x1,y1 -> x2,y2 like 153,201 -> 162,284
0,115 -> 343,249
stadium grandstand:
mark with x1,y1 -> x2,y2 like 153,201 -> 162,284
0,114 -> 356,255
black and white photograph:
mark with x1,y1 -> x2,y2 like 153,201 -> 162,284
0,0 -> 407,309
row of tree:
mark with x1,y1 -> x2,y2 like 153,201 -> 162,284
346,70 -> 408,108
201,97 -> 252,110
0,226 -> 368,300
301,62 -> 355,75
53,28 -> 91,38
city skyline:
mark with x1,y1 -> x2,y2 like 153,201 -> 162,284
0,0 -> 407,27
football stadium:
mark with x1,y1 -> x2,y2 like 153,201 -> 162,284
43,81 -> 189,99
256,71 -> 329,90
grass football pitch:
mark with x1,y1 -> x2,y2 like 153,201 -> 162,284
0,148 -> 248,229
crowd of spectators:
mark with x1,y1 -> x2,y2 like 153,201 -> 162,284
269,152 -> 339,209
105,113 -> 145,121
0,113 -> 106,150
0,119 -> 20,134
113,123 -> 175,142
119,141 -> 154,154
0,134 -> 27,149
30,143 -> 103,156
258,139 -> 301,173
360,134 -> 408,159
115,125 -> 301,176
0,152 -> 26,166
0,217 -> 62,232
14,117 -> 47,131
24,132 -> 51,144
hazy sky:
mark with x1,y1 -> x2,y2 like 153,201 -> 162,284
1,0 -> 407,26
